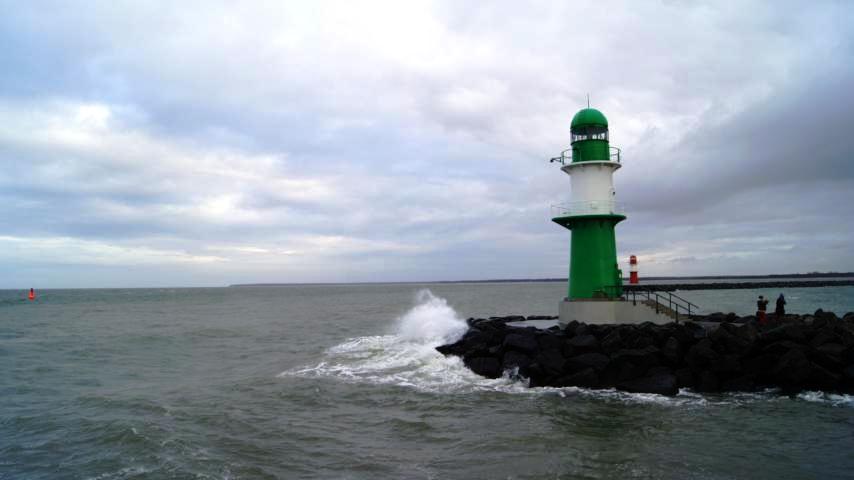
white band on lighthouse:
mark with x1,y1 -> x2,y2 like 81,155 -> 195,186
561,161 -> 621,216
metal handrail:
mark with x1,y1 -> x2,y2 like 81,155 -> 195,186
622,288 -> 699,323
577,286 -> 700,322
548,148 -> 573,165
549,146 -> 622,165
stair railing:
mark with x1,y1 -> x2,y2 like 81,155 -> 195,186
624,288 -> 699,323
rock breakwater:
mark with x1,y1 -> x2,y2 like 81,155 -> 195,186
622,279 -> 854,291
436,311 -> 854,396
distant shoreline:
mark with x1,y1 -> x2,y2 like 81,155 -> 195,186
229,272 -> 854,287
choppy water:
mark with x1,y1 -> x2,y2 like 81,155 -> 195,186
2,283 -> 853,479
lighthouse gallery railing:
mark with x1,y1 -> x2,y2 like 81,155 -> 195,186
549,146 -> 621,165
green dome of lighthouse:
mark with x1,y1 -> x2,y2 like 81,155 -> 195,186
571,108 -> 608,128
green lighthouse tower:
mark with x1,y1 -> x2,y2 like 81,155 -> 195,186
550,107 -> 627,324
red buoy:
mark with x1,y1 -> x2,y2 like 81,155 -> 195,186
629,255 -> 639,284
28,288 -> 35,301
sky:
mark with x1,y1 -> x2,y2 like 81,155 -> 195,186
1,0 -> 853,288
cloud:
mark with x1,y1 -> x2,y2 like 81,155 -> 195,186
0,1 -> 853,287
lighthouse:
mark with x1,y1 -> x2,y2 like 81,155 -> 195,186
550,107 -> 635,324
550,106 -> 693,325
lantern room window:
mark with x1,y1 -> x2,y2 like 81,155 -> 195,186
571,125 -> 608,143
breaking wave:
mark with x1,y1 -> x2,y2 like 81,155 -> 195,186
280,289 -> 528,394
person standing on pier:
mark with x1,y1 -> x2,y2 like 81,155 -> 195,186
756,295 -> 769,325
775,294 -> 786,318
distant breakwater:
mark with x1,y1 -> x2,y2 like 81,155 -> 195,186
624,280 -> 854,291
436,312 -> 854,396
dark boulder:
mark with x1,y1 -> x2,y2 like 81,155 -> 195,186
815,343 -> 848,359
466,317 -> 484,327
763,340 -> 803,357
696,370 -> 719,392
807,363 -> 841,391
743,354 -> 779,378
502,350 -> 532,371
733,323 -> 758,343
685,339 -> 720,371
503,333 -> 538,354
568,334 -> 599,350
617,373 -> 678,396
534,349 -> 566,376
600,329 -> 624,353
810,330 -> 841,348
773,348 -> 812,388
461,328 -> 497,349
573,323 -> 590,337
554,368 -> 599,388
668,324 -> 695,345
563,320 -> 580,336
606,362 -> 648,383
814,309 -> 839,322
813,343 -> 846,369
464,357 -> 502,379
675,368 -> 694,388
611,346 -> 660,369
526,363 -> 547,387
721,375 -> 756,392
711,354 -> 741,375
436,341 -> 467,356
560,343 -> 576,359
646,365 -> 673,377
567,352 -> 610,372
662,336 -> 682,364
760,324 -> 808,344
537,333 -> 564,351
684,321 -> 708,340
711,323 -> 753,354
627,333 -> 655,349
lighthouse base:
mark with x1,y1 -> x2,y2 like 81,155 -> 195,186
559,299 -> 674,327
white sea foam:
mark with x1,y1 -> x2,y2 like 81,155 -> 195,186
281,290 -> 853,407
796,390 -> 854,407
84,466 -> 152,480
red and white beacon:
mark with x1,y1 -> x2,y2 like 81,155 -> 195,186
629,255 -> 639,284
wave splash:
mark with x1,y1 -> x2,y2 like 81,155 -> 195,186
394,289 -> 468,344
281,289 -> 527,394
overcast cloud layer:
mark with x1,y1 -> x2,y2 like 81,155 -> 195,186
1,0 -> 853,288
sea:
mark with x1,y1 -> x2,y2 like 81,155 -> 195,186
2,282 -> 853,479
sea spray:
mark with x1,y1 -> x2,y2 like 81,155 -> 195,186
394,289 -> 468,345
283,290 -> 524,393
